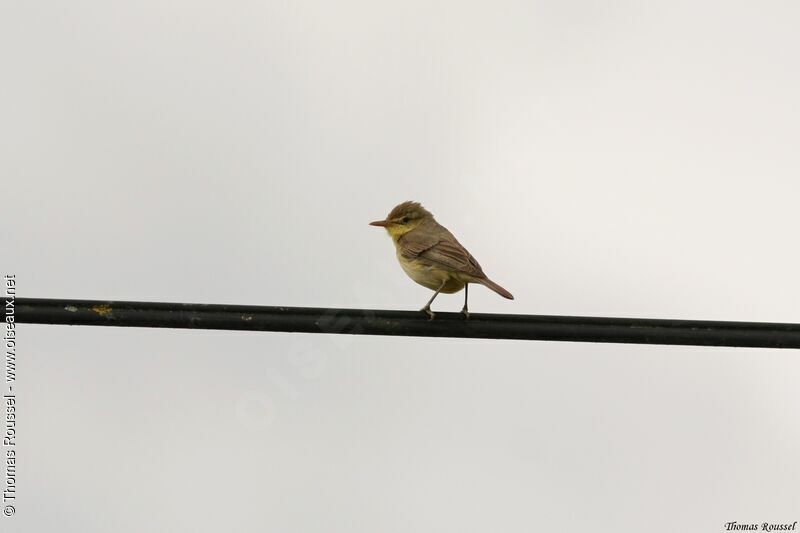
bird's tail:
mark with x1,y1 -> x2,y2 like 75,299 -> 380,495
478,278 -> 514,300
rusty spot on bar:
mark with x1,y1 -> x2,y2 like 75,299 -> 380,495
91,304 -> 113,317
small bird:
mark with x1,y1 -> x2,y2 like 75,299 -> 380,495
370,201 -> 513,319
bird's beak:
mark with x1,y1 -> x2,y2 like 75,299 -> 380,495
369,220 -> 389,227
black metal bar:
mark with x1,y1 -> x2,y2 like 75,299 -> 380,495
13,297 -> 800,348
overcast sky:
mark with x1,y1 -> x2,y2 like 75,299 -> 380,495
2,1 -> 799,531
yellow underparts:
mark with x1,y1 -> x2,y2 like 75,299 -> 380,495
396,251 -> 469,293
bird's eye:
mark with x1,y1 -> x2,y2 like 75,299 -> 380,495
400,217 -> 409,224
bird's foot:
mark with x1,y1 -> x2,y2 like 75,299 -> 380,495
461,306 -> 470,320
421,306 -> 435,320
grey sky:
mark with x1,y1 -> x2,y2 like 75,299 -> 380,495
2,1 -> 799,531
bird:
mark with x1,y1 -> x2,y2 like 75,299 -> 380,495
370,201 -> 513,319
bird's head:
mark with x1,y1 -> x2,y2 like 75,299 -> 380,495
369,201 -> 432,238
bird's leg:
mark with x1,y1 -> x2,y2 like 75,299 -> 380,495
461,284 -> 469,319
421,281 -> 446,320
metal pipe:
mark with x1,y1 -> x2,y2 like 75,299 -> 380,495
13,298 -> 800,348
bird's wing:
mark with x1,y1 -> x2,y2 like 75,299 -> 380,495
398,228 -> 485,278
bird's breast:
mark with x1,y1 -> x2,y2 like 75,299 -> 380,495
394,249 -> 465,293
